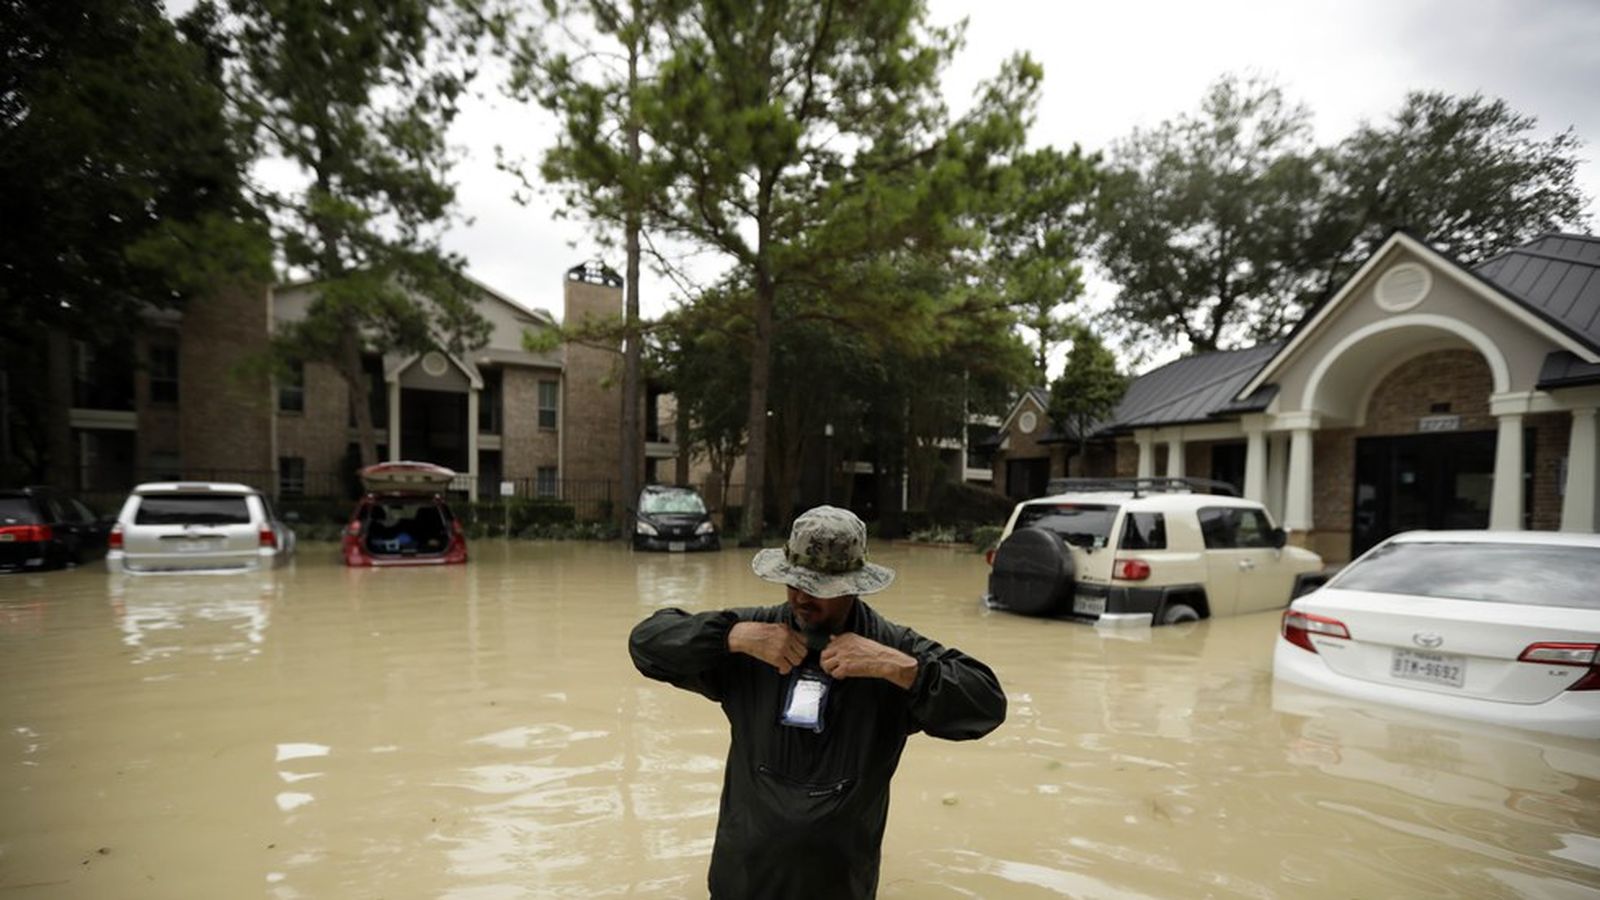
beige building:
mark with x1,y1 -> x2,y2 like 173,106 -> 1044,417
988,231 -> 1600,563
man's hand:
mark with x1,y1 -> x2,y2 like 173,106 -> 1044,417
728,622 -> 808,674
820,633 -> 918,689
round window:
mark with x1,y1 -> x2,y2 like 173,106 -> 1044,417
1019,410 -> 1037,434
1374,263 -> 1432,312
421,351 -> 449,377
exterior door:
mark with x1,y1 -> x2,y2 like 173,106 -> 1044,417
1005,458 -> 1050,500
1352,431 -> 1501,557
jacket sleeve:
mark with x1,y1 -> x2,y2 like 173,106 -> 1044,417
900,630 -> 1006,741
628,607 -> 743,702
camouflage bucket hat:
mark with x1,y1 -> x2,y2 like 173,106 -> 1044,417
750,505 -> 895,598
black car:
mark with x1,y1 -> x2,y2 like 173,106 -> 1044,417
633,484 -> 720,552
0,486 -> 111,572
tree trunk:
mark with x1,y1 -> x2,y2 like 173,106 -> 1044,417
618,22 -> 643,529
341,329 -> 378,470
740,263 -> 773,544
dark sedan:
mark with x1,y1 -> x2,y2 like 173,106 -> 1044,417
0,486 -> 111,572
633,485 -> 720,552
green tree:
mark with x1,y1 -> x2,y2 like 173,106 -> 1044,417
986,146 -> 1100,377
1047,324 -> 1126,469
1316,91 -> 1591,291
1096,75 -> 1325,353
640,1 -> 1038,541
1,0 -> 268,480
224,0 -> 490,468
504,0 -> 687,525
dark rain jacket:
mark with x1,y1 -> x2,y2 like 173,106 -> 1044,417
628,600 -> 1006,900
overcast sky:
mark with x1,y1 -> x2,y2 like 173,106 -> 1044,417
405,1 -> 1600,366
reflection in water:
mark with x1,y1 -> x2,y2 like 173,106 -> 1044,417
0,541 -> 1596,897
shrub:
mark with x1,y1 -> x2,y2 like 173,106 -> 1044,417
970,525 -> 1004,554
927,481 -> 1014,526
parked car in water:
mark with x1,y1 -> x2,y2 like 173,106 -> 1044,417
341,461 -> 467,566
633,484 -> 720,552
984,478 -> 1326,624
1273,530 -> 1600,739
106,482 -> 296,574
0,486 -> 111,573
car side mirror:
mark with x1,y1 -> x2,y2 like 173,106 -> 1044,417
1271,527 -> 1288,549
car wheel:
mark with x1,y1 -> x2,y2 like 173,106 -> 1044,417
1160,602 -> 1201,624
988,526 -> 1074,616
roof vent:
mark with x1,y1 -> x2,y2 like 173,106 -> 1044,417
1374,263 -> 1432,312
421,351 -> 449,377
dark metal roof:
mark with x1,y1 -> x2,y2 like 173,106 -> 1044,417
1473,233 -> 1600,353
1103,342 -> 1282,432
1537,351 -> 1600,389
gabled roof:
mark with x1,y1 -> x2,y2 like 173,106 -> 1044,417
1103,343 -> 1281,432
997,387 -> 1048,434
1473,233 -> 1600,352
1239,230 -> 1599,398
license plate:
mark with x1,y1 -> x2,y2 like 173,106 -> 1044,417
176,540 -> 216,553
1072,594 -> 1106,616
668,541 -> 686,552
0,534 -> 13,542
1391,648 -> 1466,688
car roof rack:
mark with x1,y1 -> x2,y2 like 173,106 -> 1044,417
1043,477 -> 1239,498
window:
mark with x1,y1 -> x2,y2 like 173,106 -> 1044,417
536,466 -> 558,498
279,363 -> 305,412
478,368 -> 502,434
1197,507 -> 1276,549
147,451 -> 181,481
279,457 -> 306,497
1014,502 -> 1119,548
149,344 -> 179,405
1330,542 -> 1600,610
133,494 -> 251,525
1118,513 -> 1167,550
538,381 -> 559,429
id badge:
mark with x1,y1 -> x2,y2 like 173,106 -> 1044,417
780,669 -> 831,733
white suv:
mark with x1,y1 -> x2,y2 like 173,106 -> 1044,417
984,479 -> 1326,625
106,482 -> 296,574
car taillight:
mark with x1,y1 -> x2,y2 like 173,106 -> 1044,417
984,548 -> 996,566
1114,558 -> 1151,580
451,517 -> 463,536
259,527 -> 277,549
0,525 -> 53,542
345,519 -> 362,537
1519,642 -> 1600,691
1281,609 -> 1350,653
108,524 -> 123,550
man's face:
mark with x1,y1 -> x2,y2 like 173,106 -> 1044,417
787,585 -> 855,633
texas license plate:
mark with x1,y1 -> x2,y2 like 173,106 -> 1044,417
668,541 -> 686,552
176,540 -> 216,553
1391,648 -> 1466,688
1072,594 -> 1106,616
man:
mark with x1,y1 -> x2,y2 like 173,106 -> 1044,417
628,505 -> 1006,899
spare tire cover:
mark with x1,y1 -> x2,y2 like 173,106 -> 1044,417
987,526 -> 1075,616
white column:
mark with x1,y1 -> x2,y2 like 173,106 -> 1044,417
1243,426 -> 1267,502
1561,407 -> 1598,532
1165,436 -> 1185,478
466,388 -> 480,502
1490,413 -> 1524,530
1266,433 -> 1289,521
1284,427 -> 1314,531
1136,432 -> 1155,479
387,380 -> 401,461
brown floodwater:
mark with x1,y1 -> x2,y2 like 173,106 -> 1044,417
2,541 -> 1598,899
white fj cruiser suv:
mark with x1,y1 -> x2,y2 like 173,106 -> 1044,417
984,478 -> 1327,625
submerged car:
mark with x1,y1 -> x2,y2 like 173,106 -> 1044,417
1273,530 -> 1600,738
985,478 -> 1325,624
633,484 -> 720,552
106,482 -> 296,574
342,461 -> 467,566
0,486 -> 111,573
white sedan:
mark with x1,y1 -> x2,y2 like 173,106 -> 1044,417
1273,530 -> 1600,739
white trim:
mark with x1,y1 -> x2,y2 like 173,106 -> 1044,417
997,390 -> 1047,435
390,350 -> 484,390
1241,232 -> 1599,398
1350,337 -> 1467,428
1373,262 -> 1433,312
1301,314 -> 1512,412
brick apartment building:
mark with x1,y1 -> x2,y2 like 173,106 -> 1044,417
988,231 -> 1600,563
26,263 -> 649,512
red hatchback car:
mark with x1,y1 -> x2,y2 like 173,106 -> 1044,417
341,462 -> 468,567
